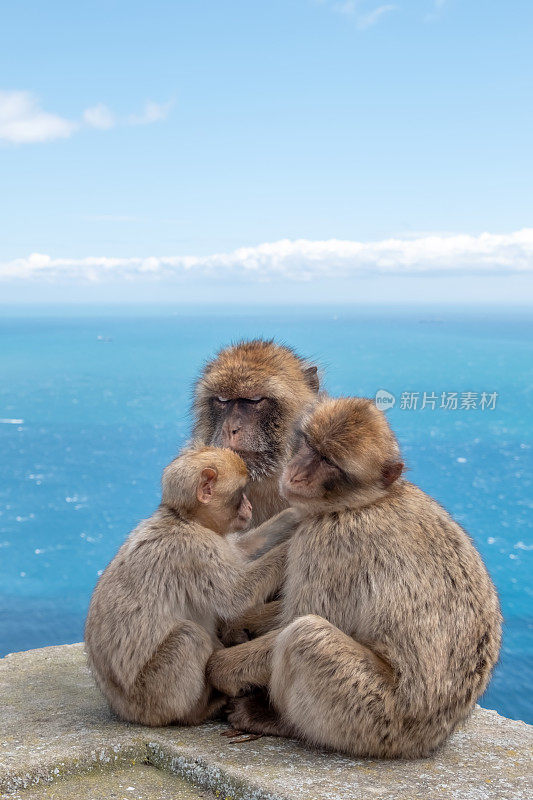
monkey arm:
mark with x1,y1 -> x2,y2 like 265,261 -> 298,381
190,541 -> 288,622
234,508 -> 301,559
219,600 -> 282,645
222,544 -> 288,619
207,629 -> 280,696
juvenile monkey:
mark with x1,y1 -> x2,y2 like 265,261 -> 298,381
85,446 -> 294,727
193,339 -> 320,525
208,398 -> 502,758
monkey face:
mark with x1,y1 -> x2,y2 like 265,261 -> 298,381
193,340 -> 320,484
281,398 -> 404,512
196,468 -> 253,536
230,491 -> 253,532
208,397 -> 284,480
215,479 -> 253,534
280,436 -> 347,503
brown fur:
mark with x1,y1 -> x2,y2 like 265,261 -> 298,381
207,398 -> 502,758
193,339 -> 320,525
85,445 -> 295,726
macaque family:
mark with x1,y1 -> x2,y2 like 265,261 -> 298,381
86,339 -> 501,760
207,397 -> 502,757
85,445 -> 295,725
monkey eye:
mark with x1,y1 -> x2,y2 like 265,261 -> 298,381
321,454 -> 336,468
216,396 -> 230,403
247,397 -> 265,404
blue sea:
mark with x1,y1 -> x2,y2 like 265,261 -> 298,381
0,304 -> 531,723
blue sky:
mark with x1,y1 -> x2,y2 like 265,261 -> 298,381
1,0 -> 532,303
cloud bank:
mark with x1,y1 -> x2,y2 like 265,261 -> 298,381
0,91 -> 173,143
2,230 -> 532,283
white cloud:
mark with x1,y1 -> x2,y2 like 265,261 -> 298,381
127,100 -> 174,126
0,91 -> 173,144
83,103 -> 116,130
85,99 -> 172,129
2,229 -> 532,283
357,4 -> 396,29
334,1 -> 358,14
0,91 -> 78,143
329,1 -> 395,28
425,0 -> 448,22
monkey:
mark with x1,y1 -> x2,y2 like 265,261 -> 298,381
84,445 -> 296,727
207,397 -> 502,759
193,339 -> 320,526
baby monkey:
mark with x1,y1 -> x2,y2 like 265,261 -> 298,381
208,398 -> 502,758
85,446 -> 294,726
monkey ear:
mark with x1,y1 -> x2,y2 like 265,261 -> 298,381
197,467 -> 218,504
303,365 -> 320,393
382,461 -> 404,487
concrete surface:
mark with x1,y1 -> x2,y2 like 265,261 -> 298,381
6,765 -> 212,800
1,643 -> 532,800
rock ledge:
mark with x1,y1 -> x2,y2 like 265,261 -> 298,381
1,644 -> 531,799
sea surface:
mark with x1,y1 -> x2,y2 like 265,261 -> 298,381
0,304 -> 531,723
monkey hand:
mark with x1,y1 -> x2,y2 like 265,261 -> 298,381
207,647 -> 251,696
272,506 -> 303,533
255,507 -> 302,557
218,621 -> 251,646
268,506 -> 303,542
245,507 -> 302,559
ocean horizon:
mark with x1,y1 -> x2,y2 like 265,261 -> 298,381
1,303 -> 531,724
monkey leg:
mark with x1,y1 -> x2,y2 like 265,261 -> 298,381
207,629 -> 280,696
268,615 -> 419,759
125,620 -> 224,726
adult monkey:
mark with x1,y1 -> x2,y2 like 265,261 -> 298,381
193,339 -> 320,525
207,398 -> 502,758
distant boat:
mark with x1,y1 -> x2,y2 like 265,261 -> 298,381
0,419 -> 24,424
97,335 -> 113,342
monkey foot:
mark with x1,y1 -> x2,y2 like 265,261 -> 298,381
220,725 -> 263,743
229,732 -> 264,744
227,692 -> 292,738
